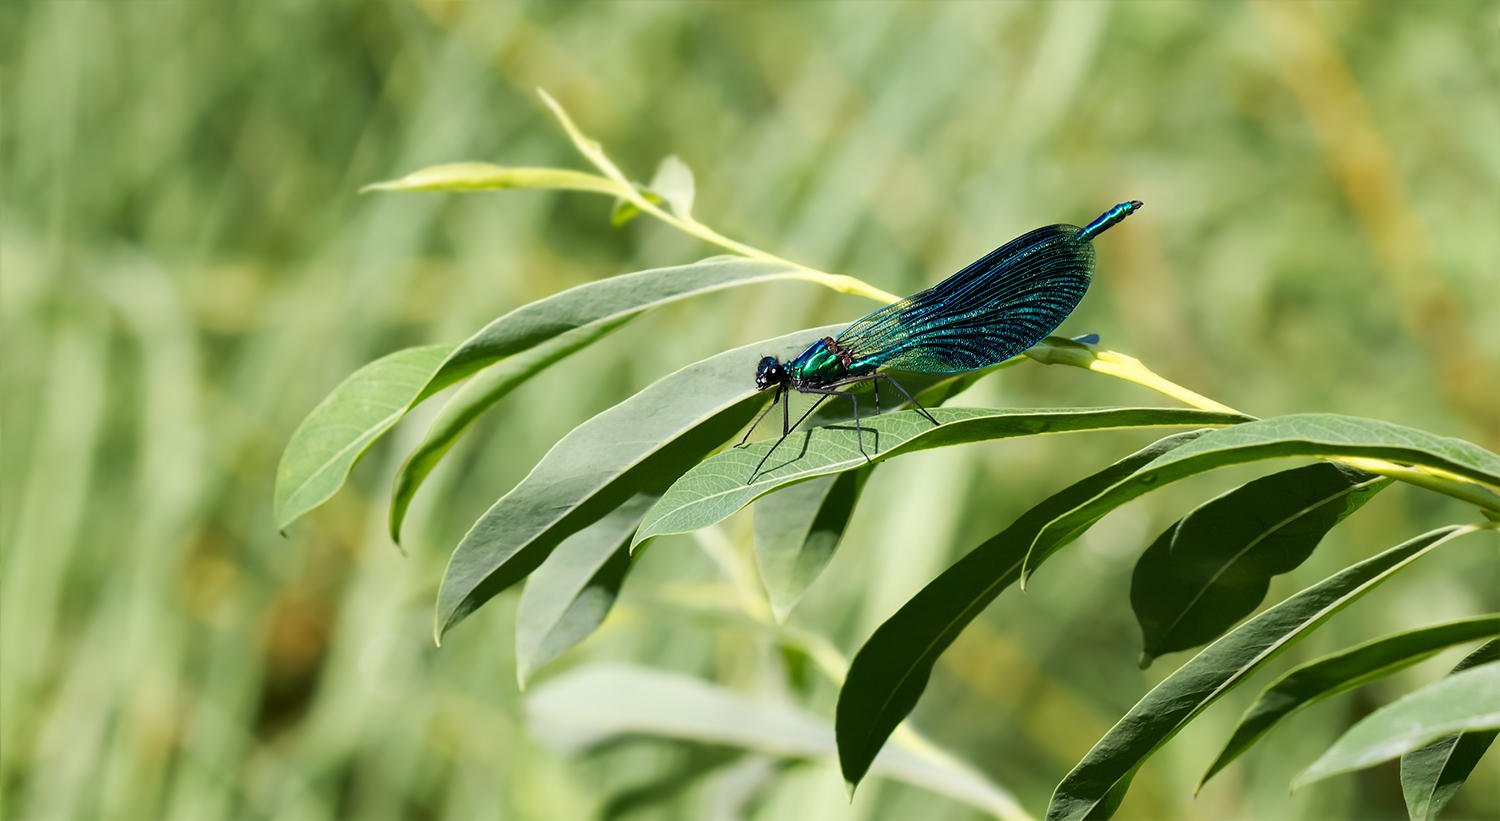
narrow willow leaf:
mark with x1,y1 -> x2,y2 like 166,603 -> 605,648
361,162 -> 628,196
636,408 -> 1251,548
274,344 -> 455,530
1401,640 -> 1500,821
1026,415 -> 1500,584
1296,661 -> 1500,789
754,466 -> 872,623
836,431 -> 1209,793
1201,616 -> 1500,791
1045,525 -> 1483,821
434,326 -> 841,642
525,664 -> 1028,821
1132,463 -> 1391,668
388,316 -> 630,541
650,155 -> 695,219
515,495 -> 657,688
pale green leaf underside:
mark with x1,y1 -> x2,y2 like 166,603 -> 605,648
274,344 -> 456,530
1297,661 -> 1500,788
636,407 -> 1253,548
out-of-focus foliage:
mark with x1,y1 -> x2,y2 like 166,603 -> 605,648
1,2 -> 1495,820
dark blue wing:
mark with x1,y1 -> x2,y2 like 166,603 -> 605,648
836,224 -> 1094,373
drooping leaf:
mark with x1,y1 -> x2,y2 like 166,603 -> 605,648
650,155 -> 695,219
515,494 -> 657,688
1201,616 -> 1500,791
282,258 -> 824,534
275,343 -> 455,530
1132,463 -> 1391,668
1400,640 -> 1500,821
524,664 -> 1028,821
754,466 -> 873,623
1026,415 -> 1500,583
836,431 -> 1210,793
434,326 -> 841,642
360,162 -> 629,196
388,316 -> 630,541
1296,660 -> 1500,789
1044,524 -> 1484,821
635,407 -> 1252,548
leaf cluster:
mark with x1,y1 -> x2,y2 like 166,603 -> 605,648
277,93 -> 1500,820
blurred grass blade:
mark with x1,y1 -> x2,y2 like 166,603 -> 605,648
754,466 -> 872,623
1401,640 -> 1500,821
1025,415 -> 1500,584
434,326 -> 841,643
274,343 -> 456,530
650,155 -> 695,219
1132,463 -> 1391,668
1201,616 -> 1500,791
836,431 -> 1210,794
515,494 -> 656,688
524,664 -> 1030,821
361,162 -> 629,196
636,408 -> 1252,547
1295,661 -> 1500,789
388,316 -> 631,541
1044,524 -> 1484,821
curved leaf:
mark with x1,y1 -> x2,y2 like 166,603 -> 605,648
282,256 -> 816,533
388,315 -> 630,541
754,466 -> 873,623
836,431 -> 1211,793
1026,415 -> 1500,583
1132,463 -> 1391,668
274,343 -> 456,530
524,664 -> 1029,821
1201,616 -> 1500,790
635,408 -> 1252,547
1045,524 -> 1484,821
1401,640 -> 1500,821
515,494 -> 656,688
1296,661 -> 1500,789
434,326 -> 840,642
361,162 -> 629,196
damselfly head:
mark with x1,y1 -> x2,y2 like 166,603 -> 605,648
754,356 -> 787,391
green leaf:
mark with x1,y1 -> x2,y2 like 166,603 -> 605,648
360,162 -> 629,196
388,317 -> 629,541
515,494 -> 656,688
636,408 -> 1253,548
434,326 -> 841,643
754,466 -> 873,623
650,155 -> 695,219
379,256 -> 818,541
1401,640 -> 1500,821
1044,524 -> 1485,821
524,664 -> 1028,821
274,343 -> 456,530
1296,660 -> 1500,789
1201,616 -> 1500,791
1132,463 -> 1391,668
1026,415 -> 1500,583
836,431 -> 1210,793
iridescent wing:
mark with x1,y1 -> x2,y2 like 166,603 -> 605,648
836,224 -> 1095,373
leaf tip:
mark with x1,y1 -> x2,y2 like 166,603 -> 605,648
844,778 -> 858,803
1138,651 -> 1154,670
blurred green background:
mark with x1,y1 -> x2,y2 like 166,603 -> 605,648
2,1 -> 1495,819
